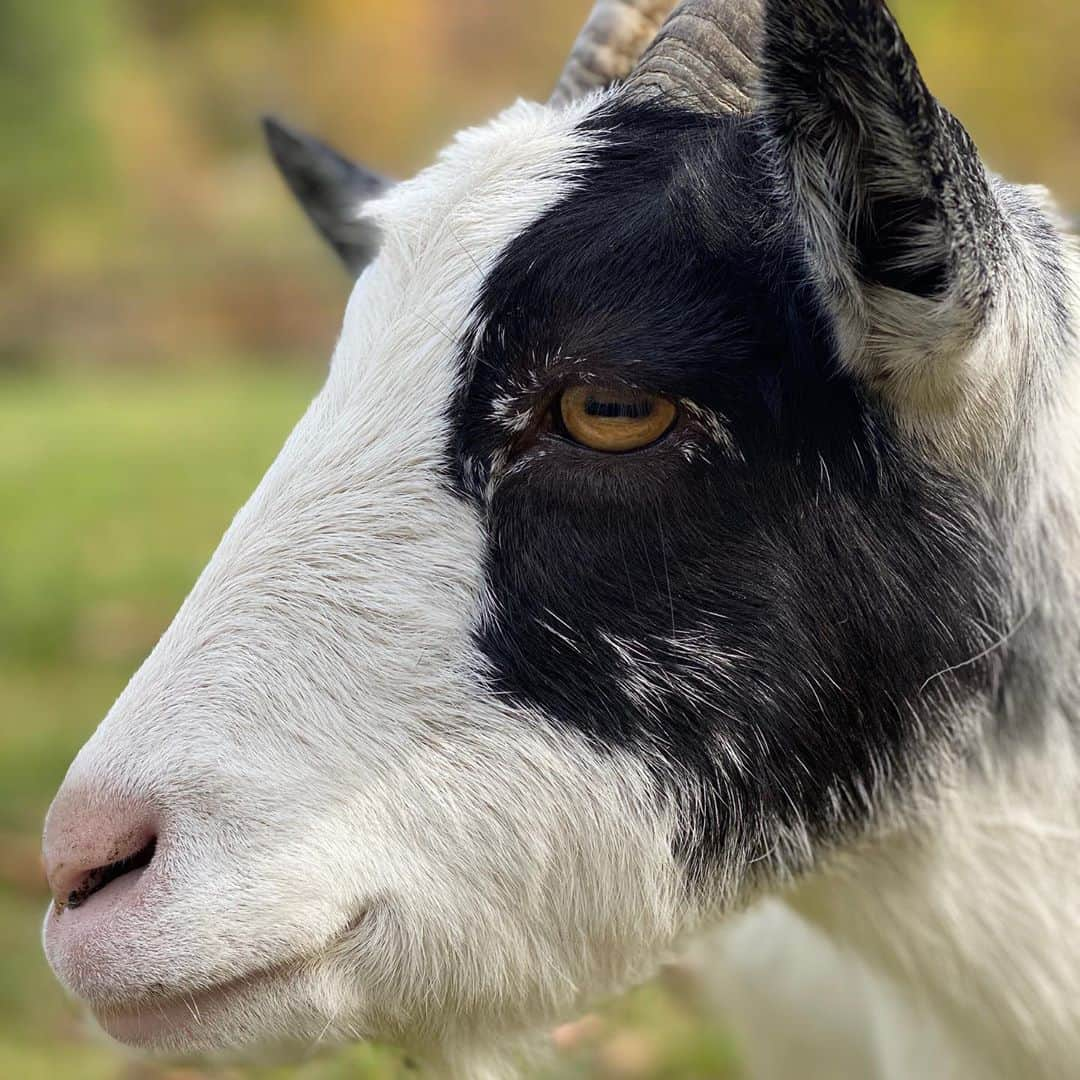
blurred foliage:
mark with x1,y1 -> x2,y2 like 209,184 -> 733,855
0,0 -> 1077,371
0,3 -> 114,252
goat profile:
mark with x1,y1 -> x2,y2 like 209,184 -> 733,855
43,2 -> 1080,1076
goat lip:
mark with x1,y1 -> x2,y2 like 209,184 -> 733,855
91,966 -> 279,1050
43,865 -> 158,998
86,910 -> 374,1051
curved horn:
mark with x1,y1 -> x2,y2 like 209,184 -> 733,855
623,0 -> 763,114
550,0 -> 680,106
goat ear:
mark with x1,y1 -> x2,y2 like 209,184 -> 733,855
262,115 -> 390,276
761,0 -> 1007,400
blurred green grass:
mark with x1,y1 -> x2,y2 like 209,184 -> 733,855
0,367 -> 739,1079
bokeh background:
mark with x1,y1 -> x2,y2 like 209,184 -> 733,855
1,1 -> 1076,1077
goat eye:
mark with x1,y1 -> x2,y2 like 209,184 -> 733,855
558,385 -> 677,452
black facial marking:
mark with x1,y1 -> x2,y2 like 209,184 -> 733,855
448,102 -> 1006,877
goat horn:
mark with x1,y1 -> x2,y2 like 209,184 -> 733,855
623,0 -> 763,114
550,0 -> 681,107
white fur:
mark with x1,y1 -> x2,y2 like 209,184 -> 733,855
45,98 -> 696,1075
705,731 -> 1080,1080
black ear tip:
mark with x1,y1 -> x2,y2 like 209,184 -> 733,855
261,114 -> 341,171
260,113 -> 285,142
259,112 -> 390,275
261,114 -> 309,163
260,114 -> 371,191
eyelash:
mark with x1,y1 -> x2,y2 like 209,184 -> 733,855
491,376 -> 689,463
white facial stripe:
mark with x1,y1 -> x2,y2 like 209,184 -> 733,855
45,95 -> 689,1066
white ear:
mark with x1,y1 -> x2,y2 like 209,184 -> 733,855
262,115 -> 390,276
761,0 -> 1008,407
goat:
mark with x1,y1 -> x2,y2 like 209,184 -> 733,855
42,1 -> 1079,1077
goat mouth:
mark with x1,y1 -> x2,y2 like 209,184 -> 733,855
93,965 -> 283,1050
89,909 -> 374,1052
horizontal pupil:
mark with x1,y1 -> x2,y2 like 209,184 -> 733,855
584,395 -> 653,420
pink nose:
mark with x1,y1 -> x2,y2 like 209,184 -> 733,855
43,788 -> 159,912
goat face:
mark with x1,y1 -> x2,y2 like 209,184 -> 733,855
42,0 -> 1075,1071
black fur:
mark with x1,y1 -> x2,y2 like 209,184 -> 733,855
761,0 -> 1006,317
262,115 -> 388,276
448,103 -> 1007,875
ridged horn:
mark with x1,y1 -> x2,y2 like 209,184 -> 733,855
550,0 -> 681,106
623,0 -> 763,114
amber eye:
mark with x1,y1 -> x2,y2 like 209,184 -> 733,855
558,384 -> 677,452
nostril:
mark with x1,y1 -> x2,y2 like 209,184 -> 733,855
62,837 -> 157,911
43,789 -> 162,914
